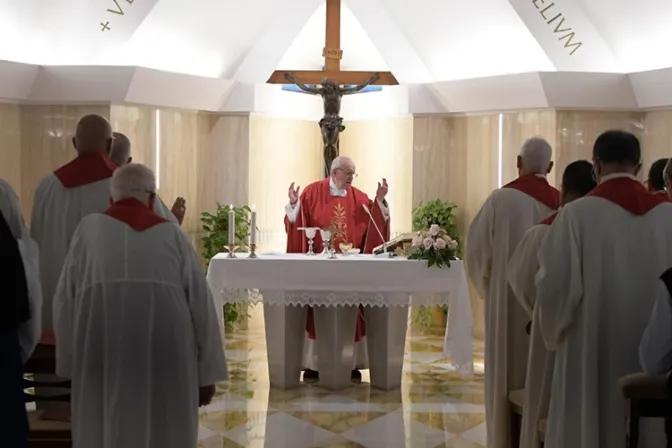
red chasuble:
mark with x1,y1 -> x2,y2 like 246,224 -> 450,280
53,152 -> 118,188
284,178 -> 391,341
104,198 -> 168,231
540,212 -> 558,226
588,176 -> 668,214
502,174 -> 561,210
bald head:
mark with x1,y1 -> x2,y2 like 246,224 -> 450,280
517,137 -> 553,176
111,132 -> 132,166
73,115 -> 114,157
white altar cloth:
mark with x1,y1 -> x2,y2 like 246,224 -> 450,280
207,253 -> 474,374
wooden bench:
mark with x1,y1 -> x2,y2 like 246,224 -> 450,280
24,344 -> 72,448
617,372 -> 667,448
509,388 -> 525,447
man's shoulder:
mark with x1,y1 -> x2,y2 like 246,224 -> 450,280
303,179 -> 328,195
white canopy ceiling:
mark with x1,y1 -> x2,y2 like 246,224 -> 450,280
0,0 -> 670,82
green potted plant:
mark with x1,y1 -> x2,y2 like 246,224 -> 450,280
411,199 -> 462,332
201,203 -> 253,330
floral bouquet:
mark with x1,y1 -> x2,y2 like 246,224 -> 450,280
408,224 -> 458,268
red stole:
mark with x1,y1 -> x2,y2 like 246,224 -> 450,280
103,198 -> 168,231
502,174 -> 560,210
540,212 -> 558,225
54,152 -> 118,188
587,177 -> 668,214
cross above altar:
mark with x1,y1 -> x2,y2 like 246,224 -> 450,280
266,0 -> 399,86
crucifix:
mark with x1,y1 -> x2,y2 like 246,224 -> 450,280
267,0 -> 399,177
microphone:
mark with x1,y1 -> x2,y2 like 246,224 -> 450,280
362,204 -> 391,257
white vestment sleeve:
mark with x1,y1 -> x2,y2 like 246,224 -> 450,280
377,199 -> 390,222
29,182 -> 46,247
465,195 -> 495,299
285,201 -> 301,223
16,238 -> 43,363
507,227 -> 544,318
52,228 -> 82,378
182,237 -> 228,386
154,196 -> 179,224
639,282 -> 672,374
535,209 -> 583,351
0,179 -> 27,239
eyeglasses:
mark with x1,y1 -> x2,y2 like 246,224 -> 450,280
336,168 -> 358,178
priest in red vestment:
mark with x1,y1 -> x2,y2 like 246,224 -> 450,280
31,114 -> 118,333
536,130 -> 672,448
284,156 -> 390,382
466,137 -> 559,447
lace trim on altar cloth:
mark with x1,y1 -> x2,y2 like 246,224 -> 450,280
219,288 -> 451,307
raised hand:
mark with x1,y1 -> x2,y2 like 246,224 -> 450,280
288,182 -> 301,205
375,178 -> 388,201
171,197 -> 186,225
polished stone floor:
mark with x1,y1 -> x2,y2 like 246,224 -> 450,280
197,320 -> 486,448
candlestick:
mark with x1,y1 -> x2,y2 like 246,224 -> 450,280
226,244 -> 239,258
228,204 -> 235,247
250,204 -> 257,246
248,243 -> 258,259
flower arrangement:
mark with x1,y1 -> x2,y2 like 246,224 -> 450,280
408,224 -> 458,268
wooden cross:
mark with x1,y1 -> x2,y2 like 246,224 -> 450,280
266,0 -> 399,85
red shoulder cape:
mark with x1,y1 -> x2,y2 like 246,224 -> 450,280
587,177 -> 668,215
54,152 -> 118,188
103,198 -> 168,231
540,212 -> 558,225
502,174 -> 560,210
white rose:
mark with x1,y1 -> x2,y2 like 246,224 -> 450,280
411,237 -> 422,248
448,239 -> 458,250
434,238 -> 447,250
423,238 -> 433,250
429,224 -> 440,236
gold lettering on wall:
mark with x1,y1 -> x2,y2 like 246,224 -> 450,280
532,0 -> 583,56
100,0 -> 136,32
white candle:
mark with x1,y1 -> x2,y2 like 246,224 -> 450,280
228,204 -> 235,246
250,204 -> 257,246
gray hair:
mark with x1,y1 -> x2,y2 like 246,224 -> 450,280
665,158 -> 672,177
330,156 -> 354,173
110,163 -> 157,203
111,132 -> 131,166
520,137 -> 553,174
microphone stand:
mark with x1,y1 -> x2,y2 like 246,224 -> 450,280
363,204 -> 393,258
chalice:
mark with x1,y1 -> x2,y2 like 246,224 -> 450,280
299,227 -> 319,255
320,229 -> 332,256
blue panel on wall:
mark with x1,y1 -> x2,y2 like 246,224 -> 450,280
281,84 -> 382,94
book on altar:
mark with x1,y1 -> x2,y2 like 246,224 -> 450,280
373,233 -> 415,256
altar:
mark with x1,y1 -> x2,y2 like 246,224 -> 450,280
206,253 -> 474,391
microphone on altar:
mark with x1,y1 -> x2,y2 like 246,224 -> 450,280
362,204 -> 394,258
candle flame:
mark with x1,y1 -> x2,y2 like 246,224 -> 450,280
229,204 -> 233,210
252,204 -> 256,211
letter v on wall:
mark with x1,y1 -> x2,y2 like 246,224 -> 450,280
507,0 -> 621,72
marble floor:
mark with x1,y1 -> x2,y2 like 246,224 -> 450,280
198,324 -> 486,448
